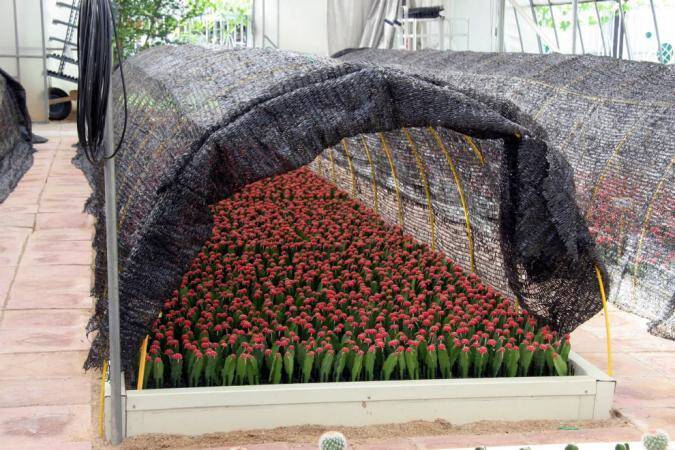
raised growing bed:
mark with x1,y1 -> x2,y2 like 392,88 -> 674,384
105,168 -> 614,438
105,351 -> 614,438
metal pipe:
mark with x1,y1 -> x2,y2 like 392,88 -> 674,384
577,11 -> 585,53
617,0 -> 631,60
514,8 -> 524,52
39,0 -> 49,122
611,6 -> 619,58
508,0 -> 559,53
572,0 -> 578,54
529,0 -> 543,53
497,0 -> 506,53
12,0 -> 20,80
594,0 -> 608,56
649,0 -> 661,59
104,21 -> 123,445
262,0 -> 265,48
547,0 -> 560,49
251,0 -> 255,47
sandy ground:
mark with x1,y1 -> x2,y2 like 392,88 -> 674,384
93,416 -> 637,449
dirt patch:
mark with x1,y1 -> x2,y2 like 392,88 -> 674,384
96,415 -> 634,449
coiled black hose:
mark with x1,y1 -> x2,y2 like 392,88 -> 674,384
77,0 -> 127,165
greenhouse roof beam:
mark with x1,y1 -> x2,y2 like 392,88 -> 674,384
648,0 -> 661,58
593,0 -> 608,56
508,0 -> 560,53
528,0 -> 543,54
547,0 -> 560,49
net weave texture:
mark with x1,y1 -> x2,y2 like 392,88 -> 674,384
78,45 -> 610,369
338,49 -> 674,339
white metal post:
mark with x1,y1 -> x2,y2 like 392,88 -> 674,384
572,0 -> 578,54
649,0 -> 661,57
12,0 -> 20,80
496,0 -> 506,53
617,0 -> 631,60
39,0 -> 49,122
104,13 -> 123,444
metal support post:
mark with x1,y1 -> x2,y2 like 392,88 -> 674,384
39,0 -> 49,121
572,0 -> 578,54
12,0 -> 20,80
104,33 -> 123,445
496,0 -> 506,53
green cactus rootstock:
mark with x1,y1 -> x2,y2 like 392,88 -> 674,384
642,431 -> 670,450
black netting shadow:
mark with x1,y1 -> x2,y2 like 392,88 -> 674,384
0,69 -> 35,203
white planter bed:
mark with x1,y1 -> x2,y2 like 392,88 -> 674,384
105,351 -> 614,438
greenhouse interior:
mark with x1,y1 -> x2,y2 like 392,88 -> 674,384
0,0 -> 674,449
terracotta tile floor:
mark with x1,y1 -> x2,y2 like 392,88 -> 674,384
1,123 -> 673,449
0,123 -> 93,450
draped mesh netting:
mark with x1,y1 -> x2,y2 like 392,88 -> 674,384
338,48 -> 674,339
79,45 -> 609,370
0,69 -> 34,203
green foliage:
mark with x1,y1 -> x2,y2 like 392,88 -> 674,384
114,0 -> 214,57
173,0 -> 252,46
533,1 -> 631,32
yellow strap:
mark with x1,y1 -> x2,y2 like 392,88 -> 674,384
98,360 -> 108,438
378,133 -> 404,226
463,135 -> 485,165
328,148 -> 337,184
631,157 -> 673,304
402,128 -> 437,251
360,135 -> 379,214
588,114 -> 647,214
316,155 -> 325,179
594,265 -> 613,376
341,139 -> 358,197
428,127 -> 476,272
136,335 -> 149,390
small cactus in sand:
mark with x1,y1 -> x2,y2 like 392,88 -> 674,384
319,431 -> 348,450
564,445 -> 579,450
615,443 -> 630,450
642,430 -> 670,450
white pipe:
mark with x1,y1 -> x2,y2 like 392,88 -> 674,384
508,0 -> 560,53
572,0 -> 578,54
104,46 -> 123,447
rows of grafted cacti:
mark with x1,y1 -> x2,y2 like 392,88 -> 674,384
138,168 -> 571,389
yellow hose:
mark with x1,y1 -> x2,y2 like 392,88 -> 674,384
428,127 -> 476,272
328,148 -> 337,184
378,133 -> 404,226
594,265 -> 613,376
341,139 -> 358,198
463,135 -> 485,165
360,135 -> 379,214
98,360 -> 108,438
403,128 -> 436,251
136,335 -> 149,390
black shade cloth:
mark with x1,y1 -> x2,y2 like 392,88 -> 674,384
77,46 -> 610,370
0,69 -> 35,203
338,48 -> 675,339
